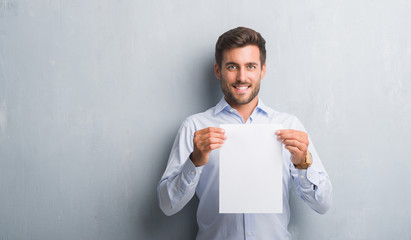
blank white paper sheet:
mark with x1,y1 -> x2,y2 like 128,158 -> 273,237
219,124 -> 283,214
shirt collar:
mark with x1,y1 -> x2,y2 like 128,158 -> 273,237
214,97 -> 274,117
214,97 -> 231,115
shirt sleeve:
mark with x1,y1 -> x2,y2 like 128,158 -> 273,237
288,118 -> 332,214
157,119 -> 203,216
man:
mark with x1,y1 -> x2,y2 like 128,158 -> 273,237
157,27 -> 332,239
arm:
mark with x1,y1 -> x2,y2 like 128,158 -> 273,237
290,141 -> 332,214
276,128 -> 332,214
157,120 -> 199,216
157,121 -> 226,216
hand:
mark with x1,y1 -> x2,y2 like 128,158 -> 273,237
276,129 -> 309,166
190,127 -> 226,167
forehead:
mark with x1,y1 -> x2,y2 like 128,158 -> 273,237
222,45 -> 261,65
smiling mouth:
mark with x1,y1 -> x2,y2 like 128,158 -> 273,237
233,85 -> 250,94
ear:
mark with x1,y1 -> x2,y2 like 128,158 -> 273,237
214,63 -> 221,80
261,63 -> 267,79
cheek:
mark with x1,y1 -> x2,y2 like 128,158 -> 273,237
222,72 -> 237,83
251,73 -> 262,82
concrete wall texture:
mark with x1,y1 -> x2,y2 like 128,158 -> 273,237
1,0 -> 410,239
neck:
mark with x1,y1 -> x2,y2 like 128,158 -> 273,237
226,96 -> 259,123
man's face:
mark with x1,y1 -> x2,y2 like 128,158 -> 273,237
215,45 -> 266,108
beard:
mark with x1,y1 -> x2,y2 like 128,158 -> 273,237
220,78 -> 261,106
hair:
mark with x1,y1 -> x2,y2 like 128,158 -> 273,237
215,27 -> 266,68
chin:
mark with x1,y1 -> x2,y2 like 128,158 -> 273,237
230,95 -> 256,105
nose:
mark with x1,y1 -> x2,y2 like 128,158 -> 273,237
236,67 -> 247,82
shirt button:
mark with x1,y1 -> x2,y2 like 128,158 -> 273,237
308,173 -> 312,178
191,171 -> 195,175
230,109 -> 234,112
248,232 -> 252,236
300,175 -> 305,179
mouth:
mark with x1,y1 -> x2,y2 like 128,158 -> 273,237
233,85 -> 250,93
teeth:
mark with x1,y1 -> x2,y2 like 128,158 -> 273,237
236,86 -> 248,90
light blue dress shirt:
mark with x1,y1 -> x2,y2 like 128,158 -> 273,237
157,97 -> 332,240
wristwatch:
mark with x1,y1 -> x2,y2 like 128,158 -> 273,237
294,150 -> 312,170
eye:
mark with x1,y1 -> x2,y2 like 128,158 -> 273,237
227,65 -> 237,70
248,65 -> 257,70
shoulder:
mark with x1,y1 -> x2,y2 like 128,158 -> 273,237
181,106 -> 218,131
184,106 -> 214,122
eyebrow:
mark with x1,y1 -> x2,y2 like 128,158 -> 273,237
224,62 -> 259,66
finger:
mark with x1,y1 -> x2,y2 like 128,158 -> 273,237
196,127 -> 225,135
205,137 -> 226,145
197,142 -> 225,154
196,131 -> 226,142
275,129 -> 296,135
196,133 -> 226,144
282,139 -> 307,152
194,127 -> 225,136
276,130 -> 307,143
285,145 -> 305,159
276,129 -> 303,140
209,143 -> 224,150
197,137 -> 225,150
208,127 -> 226,133
285,145 -> 298,153
285,146 -> 306,165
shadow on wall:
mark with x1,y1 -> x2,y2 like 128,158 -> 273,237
139,53 -> 221,240
139,131 -> 199,240
189,51 -> 223,111
205,58 -> 223,107
288,184 -> 310,239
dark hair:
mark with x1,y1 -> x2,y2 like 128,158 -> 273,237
215,27 -> 266,68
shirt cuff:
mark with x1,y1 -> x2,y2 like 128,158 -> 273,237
293,165 -> 321,189
181,158 -> 203,184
